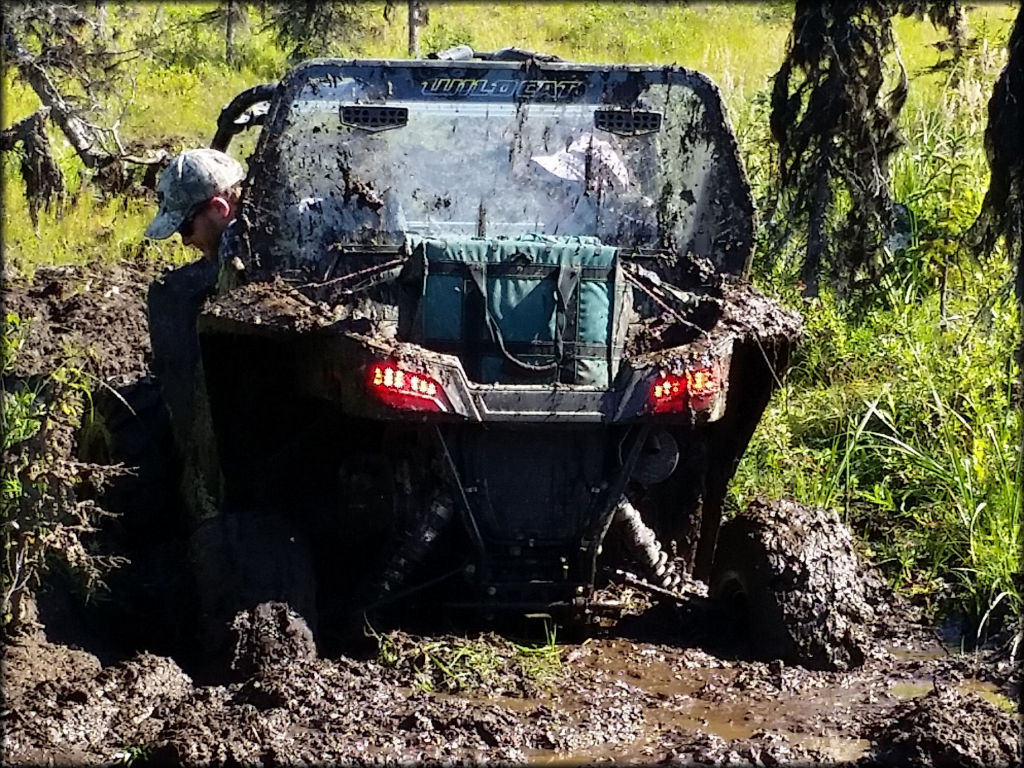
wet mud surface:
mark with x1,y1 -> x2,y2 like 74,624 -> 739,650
3,603 -> 1020,766
2,261 -> 1021,766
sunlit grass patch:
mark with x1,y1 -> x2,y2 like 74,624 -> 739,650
376,628 -> 563,695
735,254 -> 1020,629
2,165 -> 190,275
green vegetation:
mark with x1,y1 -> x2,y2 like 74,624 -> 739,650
732,5 -> 1020,635
375,628 -> 562,694
110,744 -> 152,767
1,314 -> 124,633
2,2 -> 1019,635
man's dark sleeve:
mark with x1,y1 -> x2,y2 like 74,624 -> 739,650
147,259 -> 219,450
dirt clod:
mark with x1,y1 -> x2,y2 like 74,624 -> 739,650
3,650 -> 192,764
662,729 -> 826,766
863,685 -> 1021,767
229,601 -> 317,679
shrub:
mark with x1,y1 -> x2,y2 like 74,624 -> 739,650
1,314 -> 125,636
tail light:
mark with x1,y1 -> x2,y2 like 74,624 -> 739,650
368,362 -> 449,413
648,366 -> 719,414
650,373 -> 688,413
685,367 -> 719,411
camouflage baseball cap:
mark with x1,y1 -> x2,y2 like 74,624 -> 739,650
145,148 -> 246,239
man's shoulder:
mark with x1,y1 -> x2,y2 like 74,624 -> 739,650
218,219 -> 241,261
148,258 -> 220,301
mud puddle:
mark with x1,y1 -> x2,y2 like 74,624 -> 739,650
888,678 -> 1016,712
399,631 -> 1018,766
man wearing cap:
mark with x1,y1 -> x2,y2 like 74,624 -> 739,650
145,148 -> 246,481
145,147 -> 245,260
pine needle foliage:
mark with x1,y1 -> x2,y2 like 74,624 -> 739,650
894,0 -> 969,62
769,0 -> 908,298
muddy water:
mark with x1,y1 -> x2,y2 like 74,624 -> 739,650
454,633 -> 1017,766
518,639 -> 873,764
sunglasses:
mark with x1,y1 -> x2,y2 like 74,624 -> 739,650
177,199 -> 210,237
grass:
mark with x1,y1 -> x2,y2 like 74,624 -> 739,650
1,2 -> 1020,633
728,3 -> 1021,633
375,627 -> 563,694
731,272 -> 1020,627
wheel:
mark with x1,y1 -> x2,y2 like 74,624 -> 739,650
710,498 -> 874,671
75,378 -> 195,658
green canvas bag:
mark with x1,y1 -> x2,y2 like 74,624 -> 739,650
404,234 -> 631,386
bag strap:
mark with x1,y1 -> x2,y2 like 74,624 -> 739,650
606,254 -> 618,388
465,262 -> 559,375
555,262 -> 581,375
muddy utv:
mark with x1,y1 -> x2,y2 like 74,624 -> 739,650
146,51 -> 873,669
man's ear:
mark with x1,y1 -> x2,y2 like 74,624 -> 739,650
209,195 -> 233,219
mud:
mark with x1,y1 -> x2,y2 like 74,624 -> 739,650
4,605 -> 1020,766
2,261 -> 1021,766
4,259 -> 163,385
864,684 -> 1021,767
712,498 -> 898,671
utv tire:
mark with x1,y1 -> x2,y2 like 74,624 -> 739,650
710,498 -> 873,671
189,509 -> 317,680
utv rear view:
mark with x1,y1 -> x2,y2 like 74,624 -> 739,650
160,54 -> 803,653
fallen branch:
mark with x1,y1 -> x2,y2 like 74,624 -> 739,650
0,108 -> 64,226
2,18 -> 169,194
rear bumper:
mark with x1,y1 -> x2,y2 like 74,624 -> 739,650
197,309 -> 733,424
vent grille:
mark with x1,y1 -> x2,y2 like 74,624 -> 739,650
340,106 -> 409,132
594,109 -> 663,136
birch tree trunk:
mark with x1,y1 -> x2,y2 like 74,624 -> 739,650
408,1 -> 427,58
225,0 -> 237,67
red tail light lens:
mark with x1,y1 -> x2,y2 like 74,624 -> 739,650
368,362 -> 449,412
685,367 -> 719,410
650,373 -> 688,413
648,366 -> 719,414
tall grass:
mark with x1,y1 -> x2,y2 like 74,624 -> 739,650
1,2 -> 1020,630
731,6 -> 1020,632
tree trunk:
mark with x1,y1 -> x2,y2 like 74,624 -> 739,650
225,0 -> 237,67
801,151 -> 833,298
2,22 -> 111,170
408,0 -> 427,58
974,3 -> 1023,419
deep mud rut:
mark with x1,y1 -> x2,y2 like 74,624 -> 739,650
3,261 -> 1022,766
